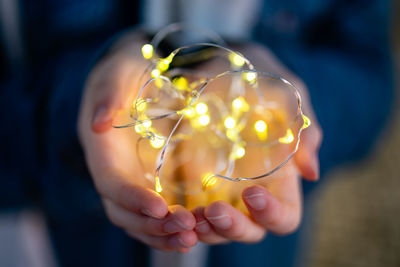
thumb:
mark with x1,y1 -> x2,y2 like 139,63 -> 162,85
294,123 -> 322,181
89,60 -> 138,133
91,102 -> 116,133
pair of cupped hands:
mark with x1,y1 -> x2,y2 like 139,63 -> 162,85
78,33 -> 322,253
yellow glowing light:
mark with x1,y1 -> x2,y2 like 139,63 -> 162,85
172,77 -> 188,91
226,128 -> 239,142
134,119 -> 152,134
195,102 -> 208,115
142,120 -> 152,128
154,176 -> 163,193
202,173 -> 217,189
135,124 -> 145,133
198,114 -> 210,126
224,117 -> 236,129
302,114 -> 311,129
141,44 -> 154,59
229,53 -> 245,67
154,77 -> 164,88
156,59 -> 170,72
234,146 -> 246,159
254,120 -> 267,132
179,107 -> 195,118
244,72 -> 257,83
135,99 -> 147,112
232,96 -> 249,112
151,69 -> 161,78
279,129 -> 294,144
150,136 -> 165,149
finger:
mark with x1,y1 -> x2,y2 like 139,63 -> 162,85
242,185 -> 301,234
126,230 -> 197,252
204,201 -> 266,243
192,206 -> 230,245
98,178 -> 168,219
103,199 -> 191,236
86,58 -> 139,133
294,121 -> 322,181
163,205 -> 197,234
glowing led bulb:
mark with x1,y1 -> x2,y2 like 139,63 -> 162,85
173,77 -> 188,91
226,128 -> 239,141
150,136 -> 165,148
195,103 -> 208,115
179,107 -> 195,118
229,53 -> 245,67
156,59 -> 170,72
135,99 -> 147,112
232,98 -> 243,109
279,129 -> 294,144
244,72 -> 257,83
141,44 -> 154,59
198,114 -> 210,126
302,114 -> 311,129
151,69 -> 161,78
254,120 -> 267,132
135,124 -> 145,133
234,146 -> 246,159
224,117 -> 236,129
135,119 -> 152,134
202,173 -> 217,189
154,176 -> 163,193
142,120 -> 152,128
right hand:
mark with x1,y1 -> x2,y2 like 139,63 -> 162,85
77,33 -> 198,252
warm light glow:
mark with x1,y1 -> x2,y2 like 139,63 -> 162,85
180,107 -> 195,118
232,97 -> 243,109
173,77 -> 188,91
224,117 -> 236,129
141,44 -> 154,59
142,120 -> 152,128
244,72 -> 257,83
151,69 -> 161,78
198,114 -> 210,126
302,114 -> 311,129
135,124 -> 145,134
195,102 -> 208,115
202,173 -> 217,189
135,119 -> 151,134
155,176 -> 163,193
135,99 -> 147,112
254,120 -> 267,132
279,129 -> 294,144
150,136 -> 165,148
234,146 -> 246,159
229,53 -> 245,67
156,59 -> 170,72
226,128 -> 239,142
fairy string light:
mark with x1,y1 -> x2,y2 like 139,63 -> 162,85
112,25 -> 311,195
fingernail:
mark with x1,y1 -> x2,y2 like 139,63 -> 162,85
244,193 -> 266,211
164,220 -> 191,233
178,237 -> 190,248
206,214 -> 232,230
92,105 -> 111,125
195,220 -> 210,234
169,236 -> 190,248
141,208 -> 160,219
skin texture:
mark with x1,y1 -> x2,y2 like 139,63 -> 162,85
78,33 -> 322,252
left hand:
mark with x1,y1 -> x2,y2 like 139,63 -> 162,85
191,43 -> 322,244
